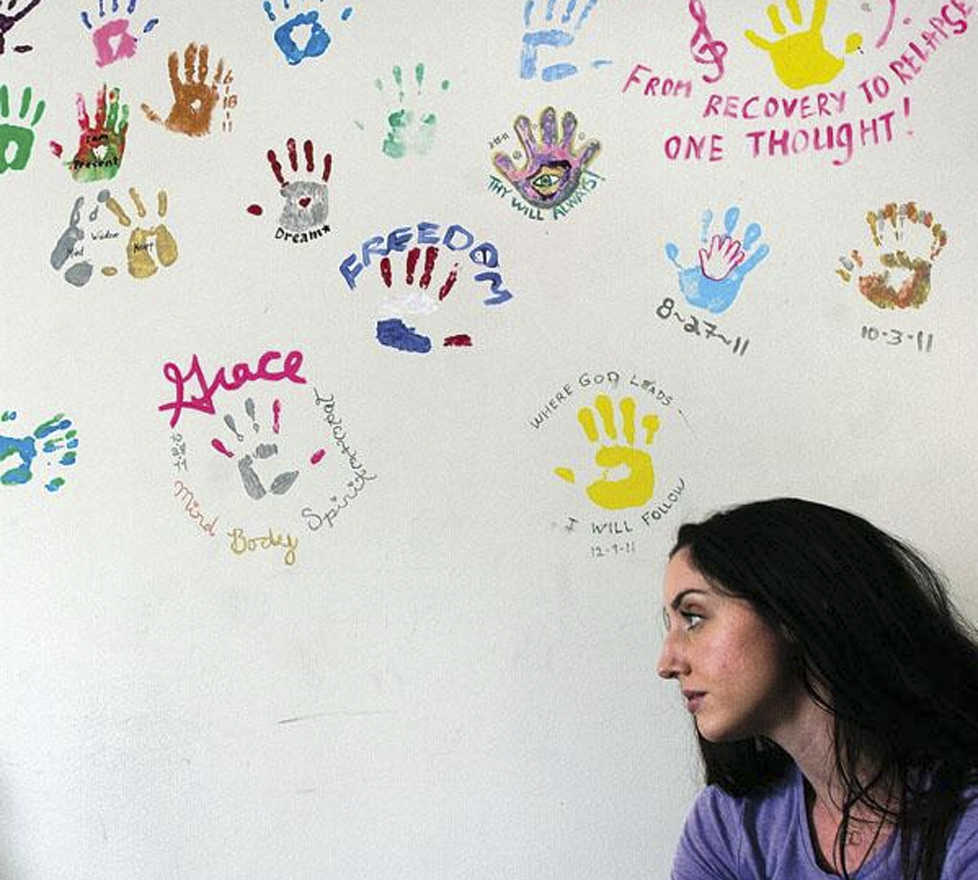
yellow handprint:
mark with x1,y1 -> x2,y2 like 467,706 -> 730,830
554,395 -> 660,511
745,0 -> 861,90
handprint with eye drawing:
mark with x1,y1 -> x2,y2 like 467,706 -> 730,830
492,107 -> 600,210
141,42 -> 227,137
554,394 -> 661,511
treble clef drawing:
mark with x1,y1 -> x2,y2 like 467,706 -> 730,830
688,0 -> 727,84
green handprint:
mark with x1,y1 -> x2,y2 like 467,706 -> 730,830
554,394 -> 661,511
0,84 -> 45,174
744,0 -> 861,90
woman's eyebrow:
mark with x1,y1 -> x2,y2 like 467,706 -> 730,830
670,588 -> 709,610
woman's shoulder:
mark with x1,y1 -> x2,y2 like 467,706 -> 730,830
944,785 -> 978,877
672,766 -> 801,880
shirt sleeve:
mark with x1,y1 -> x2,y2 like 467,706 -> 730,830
944,793 -> 978,880
671,785 -> 744,880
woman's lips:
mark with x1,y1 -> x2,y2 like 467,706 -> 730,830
683,691 -> 706,713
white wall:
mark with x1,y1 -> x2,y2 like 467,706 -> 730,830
1,1 -> 976,877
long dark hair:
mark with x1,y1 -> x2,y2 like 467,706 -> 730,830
672,497 -> 978,880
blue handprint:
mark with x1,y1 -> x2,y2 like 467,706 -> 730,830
0,411 -> 79,493
665,206 -> 770,314
376,318 -> 432,354
262,0 -> 353,66
520,0 -> 611,82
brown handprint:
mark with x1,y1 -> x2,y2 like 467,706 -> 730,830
141,42 -> 226,137
836,202 -> 948,310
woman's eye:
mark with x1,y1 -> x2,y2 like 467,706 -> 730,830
681,612 -> 704,630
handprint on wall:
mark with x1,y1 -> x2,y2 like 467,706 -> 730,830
745,0 -> 861,90
836,201 -> 948,309
0,0 -> 42,55
375,246 -> 466,354
49,191 -> 111,287
554,395 -> 660,511
63,85 -> 128,182
103,187 -> 178,279
81,0 -> 159,68
141,42 -> 228,137
211,398 -> 301,500
0,411 -> 78,494
375,64 -> 450,160
0,84 -> 45,174
520,0 -> 611,82
665,206 -> 770,314
247,138 -> 333,234
261,0 -> 353,65
492,107 -> 600,209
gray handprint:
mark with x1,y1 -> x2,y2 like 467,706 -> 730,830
211,398 -> 299,500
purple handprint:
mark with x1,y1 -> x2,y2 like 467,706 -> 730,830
492,107 -> 599,209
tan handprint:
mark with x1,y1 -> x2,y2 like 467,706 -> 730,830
836,202 -> 948,310
141,42 -> 226,137
554,394 -> 661,511
104,187 -> 178,279
744,0 -> 861,90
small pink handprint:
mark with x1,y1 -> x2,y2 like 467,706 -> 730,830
698,235 -> 746,281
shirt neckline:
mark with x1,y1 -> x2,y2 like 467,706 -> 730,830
789,762 -> 897,879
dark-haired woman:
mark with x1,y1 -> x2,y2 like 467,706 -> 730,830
657,498 -> 978,880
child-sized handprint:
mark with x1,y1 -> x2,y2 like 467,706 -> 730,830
377,63 -> 450,160
0,0 -> 42,55
65,85 -> 128,182
698,234 -> 746,281
836,201 -> 948,309
665,206 -> 770,314
554,395 -> 660,511
248,138 -> 333,234
211,398 -> 300,500
81,0 -> 160,68
104,186 -> 178,279
745,0 -> 861,90
49,190 -> 111,287
141,42 -> 226,137
520,0 -> 612,82
262,0 -> 353,65
374,245 -> 465,354
492,107 -> 600,209
0,84 -> 45,174
0,411 -> 79,493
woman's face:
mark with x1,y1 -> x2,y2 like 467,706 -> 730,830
657,547 -> 802,743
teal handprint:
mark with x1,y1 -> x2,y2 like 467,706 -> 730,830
0,411 -> 78,493
0,84 -> 45,174
377,63 -> 450,160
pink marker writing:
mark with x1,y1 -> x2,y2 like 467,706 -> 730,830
159,349 -> 307,428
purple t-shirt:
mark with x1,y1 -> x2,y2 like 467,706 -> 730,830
672,763 -> 978,879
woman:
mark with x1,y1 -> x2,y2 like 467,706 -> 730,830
657,498 -> 978,880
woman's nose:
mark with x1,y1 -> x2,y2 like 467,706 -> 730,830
656,630 -> 688,679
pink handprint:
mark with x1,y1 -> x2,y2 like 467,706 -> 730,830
492,106 -> 599,209
698,235 -> 746,281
